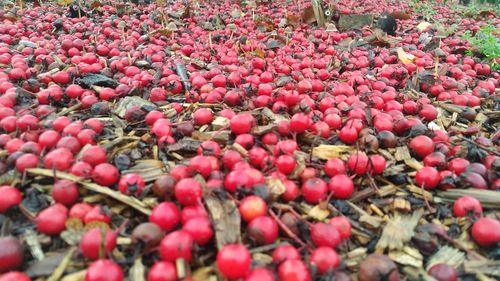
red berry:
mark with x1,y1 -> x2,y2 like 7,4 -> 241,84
329,216 -> 352,240
471,217 -> 500,246
84,205 -> 111,224
69,203 -> 93,221
245,268 -> 275,281
324,158 -> 346,177
410,135 -> 434,158
272,244 -> 301,264
147,262 -> 177,281
339,126 -> 358,144
92,163 -> 119,186
188,156 -> 212,178
81,145 -> 107,167
175,178 -> 203,206
183,216 -> 213,245
193,108 -> 213,126
70,161 -> 93,177
290,113 -> 311,133
216,244 -> 251,280
278,259 -> 311,281
36,204 -> 68,235
0,186 -> 22,213
369,155 -> 386,175
0,237 -> 23,273
247,216 -> 278,245
347,152 -> 370,175
230,114 -> 254,135
328,174 -> 354,199
448,158 -> 470,176
453,196 -> 482,217
239,195 -> 267,223
416,167 -> 441,189
118,173 -> 145,196
310,223 -> 341,248
311,247 -> 340,275
302,178 -> 328,204
80,228 -> 117,260
85,260 -> 123,281
275,155 -> 296,174
160,230 -> 194,262
0,272 -> 31,281
150,202 -> 180,232
44,147 -> 74,171
52,180 -> 79,206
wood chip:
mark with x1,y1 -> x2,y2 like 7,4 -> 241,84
204,193 -> 241,250
47,247 -> 76,281
376,209 -> 423,251
311,145 -> 353,160
395,146 -> 412,161
464,260 -> 500,277
426,246 -> 466,270
129,257 -> 146,281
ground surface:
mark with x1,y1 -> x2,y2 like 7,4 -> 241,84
0,0 -> 499,281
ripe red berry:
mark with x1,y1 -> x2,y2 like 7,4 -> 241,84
329,216 -> 352,240
85,260 -> 123,281
84,205 -> 111,224
239,195 -> 267,223
44,147 -> 74,171
160,230 -> 194,262
272,244 -> 301,264
0,237 -> 23,273
230,114 -> 254,135
290,113 -> 311,133
0,272 -> 31,281
324,158 -> 346,177
369,155 -> 386,175
415,167 -> 441,189
247,216 -> 278,245
150,202 -> 180,232
36,204 -> 68,235
453,196 -> 482,217
275,155 -> 296,174
118,173 -> 145,196
0,186 -> 22,213
311,247 -> 340,275
183,216 -> 213,245
147,261 -> 177,281
92,163 -> 119,186
216,244 -> 251,280
310,223 -> 341,248
328,174 -> 354,199
188,156 -> 212,178
409,135 -> 435,158
193,108 -> 213,125
52,180 -> 79,206
175,178 -> 203,206
80,228 -> 117,260
448,158 -> 470,176
471,217 -> 500,246
69,203 -> 93,221
70,161 -> 93,177
224,169 -> 251,192
81,145 -> 107,167
347,152 -> 370,175
339,126 -> 358,144
302,178 -> 328,204
245,268 -> 275,281
278,259 -> 311,281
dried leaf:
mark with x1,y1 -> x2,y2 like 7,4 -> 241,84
308,204 -> 330,221
376,209 -> 424,251
364,28 -> 401,47
204,192 -> 241,250
47,248 -> 76,281
255,47 -> 265,59
397,47 -> 416,64
338,14 -> 373,31
90,0 -> 102,9
192,266 -> 215,281
390,11 -> 411,20
27,168 -> 152,215
464,260 -> 500,277
26,251 -> 69,278
388,247 -> 423,268
286,14 -> 301,27
437,189 -> 500,209
266,177 -> 285,198
57,0 -> 74,6
312,145 -> 353,160
301,6 -> 316,24
129,257 -> 146,281
416,22 -> 432,31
